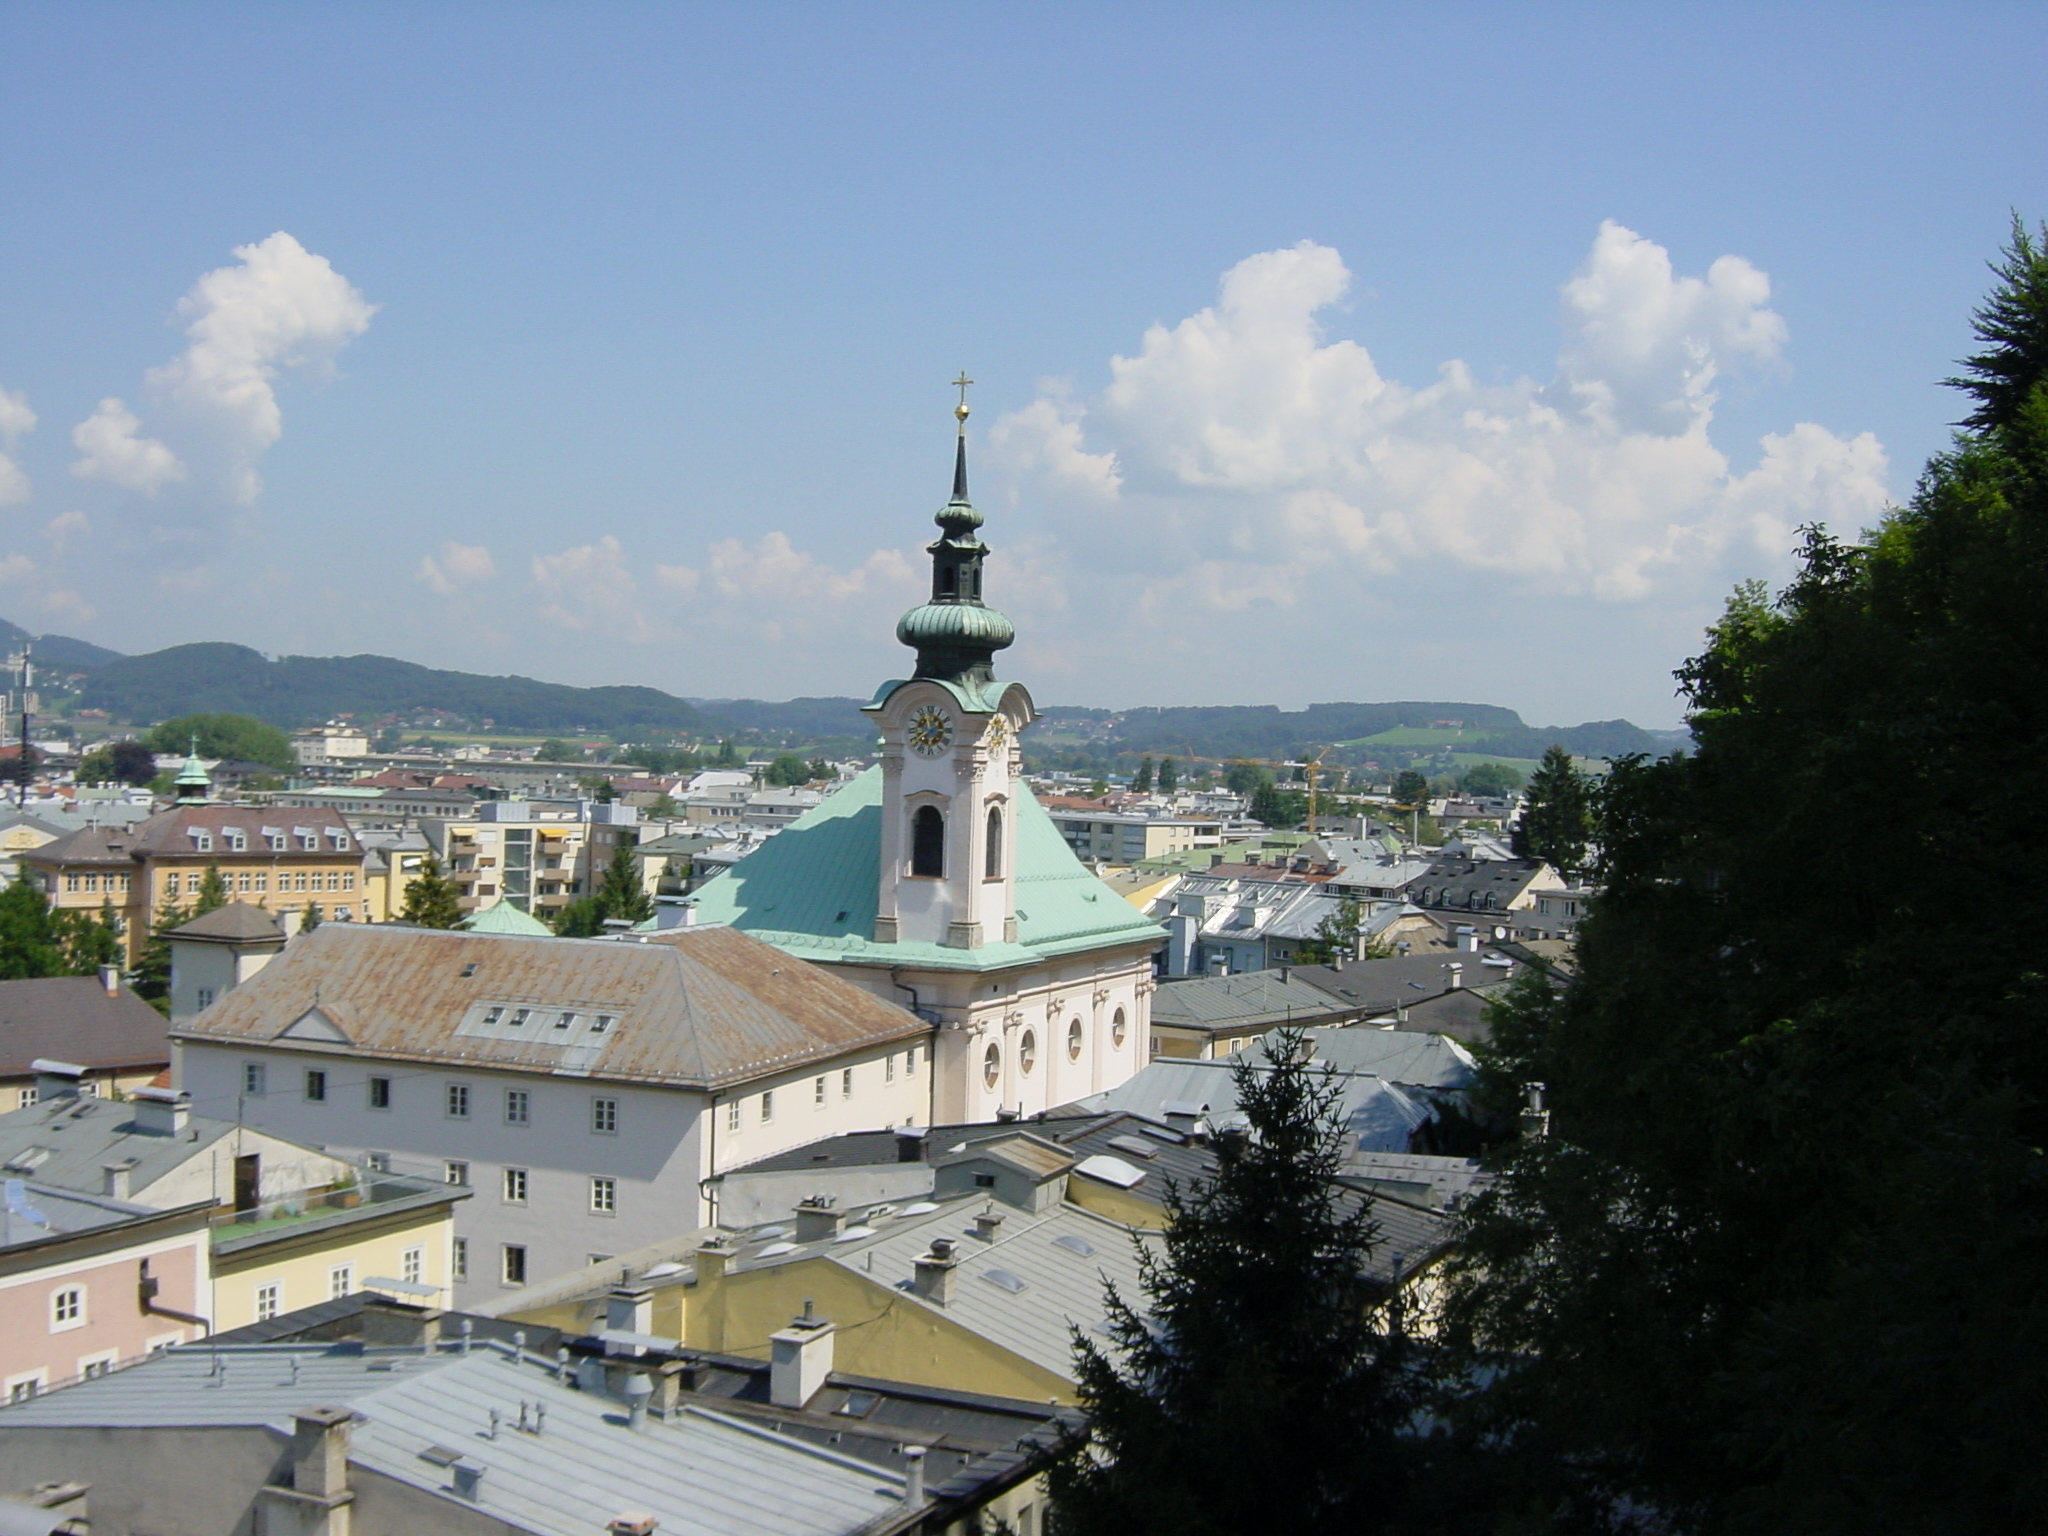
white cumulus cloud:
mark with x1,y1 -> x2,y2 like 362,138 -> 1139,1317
71,397 -> 186,495
0,384 -> 36,507
991,224 -> 1887,617
416,540 -> 498,596
70,232 -> 375,507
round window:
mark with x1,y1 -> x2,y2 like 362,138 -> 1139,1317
1067,1019 -> 1083,1061
1112,1007 -> 1128,1048
1019,1030 -> 1037,1075
983,1043 -> 1000,1089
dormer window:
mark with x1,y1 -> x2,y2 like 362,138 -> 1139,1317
510,1008 -> 530,1027
592,1014 -> 615,1035
191,832 -> 213,853
483,1006 -> 503,1024
555,1012 -> 575,1031
328,829 -> 350,850
227,830 -> 247,851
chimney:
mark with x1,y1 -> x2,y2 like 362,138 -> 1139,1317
904,1445 -> 928,1506
102,1162 -> 135,1200
31,1059 -> 84,1102
1446,962 -> 1464,990
289,1406 -> 354,1502
692,1237 -> 735,1285
911,1238 -> 959,1304
622,1371 -> 653,1430
793,1195 -> 844,1245
451,1461 -> 485,1502
130,1086 -> 190,1137
1279,965 -> 1291,984
98,964 -> 120,997
894,1126 -> 927,1163
605,1286 -> 653,1354
609,1517 -> 658,1536
1521,1081 -> 1551,1141
768,1306 -> 836,1409
972,1208 -> 1004,1243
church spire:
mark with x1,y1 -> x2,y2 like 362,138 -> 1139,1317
894,378 -> 1015,692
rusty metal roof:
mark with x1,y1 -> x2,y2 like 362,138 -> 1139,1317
171,923 -> 929,1090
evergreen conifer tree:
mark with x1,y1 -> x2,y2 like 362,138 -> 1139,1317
398,853 -> 463,928
1050,1029 -> 1418,1536
58,900 -> 123,976
596,844 -> 653,925
129,896 -> 189,1012
192,862 -> 231,916
300,902 -> 323,932
1510,744 -> 1592,873
1157,757 -> 1178,792
1131,757 -> 1153,792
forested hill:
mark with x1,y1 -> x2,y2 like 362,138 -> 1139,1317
78,643 -> 710,734
0,617 -> 125,673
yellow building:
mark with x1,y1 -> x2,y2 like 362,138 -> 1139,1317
22,802 -> 368,963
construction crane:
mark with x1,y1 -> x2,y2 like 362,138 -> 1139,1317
1215,747 -> 1337,837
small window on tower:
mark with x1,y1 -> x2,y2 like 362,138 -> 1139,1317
911,806 -> 944,878
985,806 -> 1003,878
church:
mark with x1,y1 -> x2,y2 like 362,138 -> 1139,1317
686,388 -> 1165,1121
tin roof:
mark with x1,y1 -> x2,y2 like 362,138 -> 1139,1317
0,976 -> 171,1077
172,923 -> 929,1090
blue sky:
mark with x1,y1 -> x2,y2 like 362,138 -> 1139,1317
0,3 -> 2042,728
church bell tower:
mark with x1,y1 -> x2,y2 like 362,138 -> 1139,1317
865,379 -> 1035,950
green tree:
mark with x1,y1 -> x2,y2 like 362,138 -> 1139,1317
764,753 -> 811,787
76,739 -> 158,785
1131,757 -> 1154,793
398,852 -> 462,928
1390,769 -> 1429,810
1509,744 -> 1592,872
0,875 -> 64,979
1947,214 -> 2048,433
58,900 -> 123,976
806,758 -> 828,782
714,739 -> 739,767
1457,761 -> 1525,798
1157,757 -> 1179,793
300,901 -> 323,932
1223,761 -> 1272,797
1050,1028 -> 1418,1535
129,896 -> 189,1012
536,738 -> 579,762
1436,226 -> 2048,1533
594,843 -> 653,925
144,713 -> 294,771
192,863 -> 230,916
1249,782 -> 1306,828
550,895 -> 607,937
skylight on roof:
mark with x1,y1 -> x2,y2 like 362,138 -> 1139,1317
981,1268 -> 1029,1294
1052,1234 -> 1096,1258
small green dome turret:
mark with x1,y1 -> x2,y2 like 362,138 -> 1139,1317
896,377 -> 1016,690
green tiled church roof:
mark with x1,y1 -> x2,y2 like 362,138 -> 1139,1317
460,899 -> 553,936
687,767 -> 1165,973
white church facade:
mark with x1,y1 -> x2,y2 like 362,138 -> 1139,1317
686,390 -> 1164,1122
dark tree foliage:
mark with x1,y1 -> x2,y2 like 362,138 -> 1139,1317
398,853 -> 463,929
1156,757 -> 1178,792
60,900 -> 123,976
1947,215 -> 2048,433
300,901 -> 323,932
0,875 -> 64,979
76,739 -> 158,785
1457,761 -> 1524,797
1249,782 -> 1306,828
1222,761 -> 1271,797
550,895 -> 607,937
129,896 -> 189,1013
595,844 -> 654,925
1050,1029 -> 1419,1536
1509,744 -> 1592,873
1131,757 -> 1153,793
144,713 -> 295,771
1436,223 -> 2048,1534
191,863 -> 230,917
764,753 -> 812,787
1391,769 -> 1430,809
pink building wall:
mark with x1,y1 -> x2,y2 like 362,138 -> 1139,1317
0,1222 -> 209,1398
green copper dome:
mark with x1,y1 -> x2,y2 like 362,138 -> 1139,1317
896,600 -> 1015,651
896,393 -> 1016,689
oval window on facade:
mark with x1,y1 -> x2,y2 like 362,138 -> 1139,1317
983,1043 -> 1000,1089
1067,1018 -> 1083,1061
1019,1030 -> 1037,1075
1112,1006 -> 1128,1048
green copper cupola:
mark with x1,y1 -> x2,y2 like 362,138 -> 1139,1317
895,376 -> 1016,688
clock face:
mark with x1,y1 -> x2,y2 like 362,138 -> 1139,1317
983,716 -> 1009,750
906,705 -> 954,757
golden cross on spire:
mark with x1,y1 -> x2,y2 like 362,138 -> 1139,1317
952,371 -> 974,423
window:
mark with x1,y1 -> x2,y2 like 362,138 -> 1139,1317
1068,1019 -> 1084,1061
453,1237 -> 469,1283
16,1087 -> 33,1109
510,1008 -> 531,1027
1019,1029 -> 1037,1075
50,1288 -> 83,1331
759,1091 -> 774,1124
886,1054 -> 895,1083
504,1088 -> 530,1125
368,1076 -> 391,1110
242,1063 -> 265,1096
1112,1007 -> 1128,1049
591,1097 -> 618,1135
80,1354 -> 117,1380
814,1075 -> 826,1106
445,1160 -> 470,1186
842,1068 -> 853,1099
907,1045 -> 918,1076
401,1246 -> 423,1285
555,1011 -> 575,1031
196,986 -> 216,1010
502,1245 -> 527,1286
726,1099 -> 741,1133
304,1069 -> 327,1102
446,1083 -> 470,1119
483,1006 -> 504,1025
592,1014 -> 615,1034
366,1151 -> 392,1173
329,1264 -> 353,1300
983,1043 -> 1001,1089
985,806 -> 1004,877
7,1376 -> 41,1403
590,1177 -> 616,1215
910,805 -> 945,877
503,1167 -> 528,1204
255,1282 -> 281,1321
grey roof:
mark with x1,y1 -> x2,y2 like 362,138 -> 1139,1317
0,1341 -> 907,1536
0,976 -> 172,1076
168,901 -> 287,943
1229,1027 -> 1478,1092
0,1179 -> 172,1249
1151,971 -> 1358,1033
1285,953 -> 1521,1015
173,923 -> 929,1091
1064,1057 -> 1433,1155
1410,855 -> 1556,911
0,1094 -> 238,1194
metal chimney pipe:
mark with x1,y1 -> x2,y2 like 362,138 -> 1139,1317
904,1445 -> 928,1505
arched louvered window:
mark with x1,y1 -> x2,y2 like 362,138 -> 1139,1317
985,806 -> 1004,878
911,805 -> 945,878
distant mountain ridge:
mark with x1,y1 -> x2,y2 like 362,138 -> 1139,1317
0,617 -> 126,674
